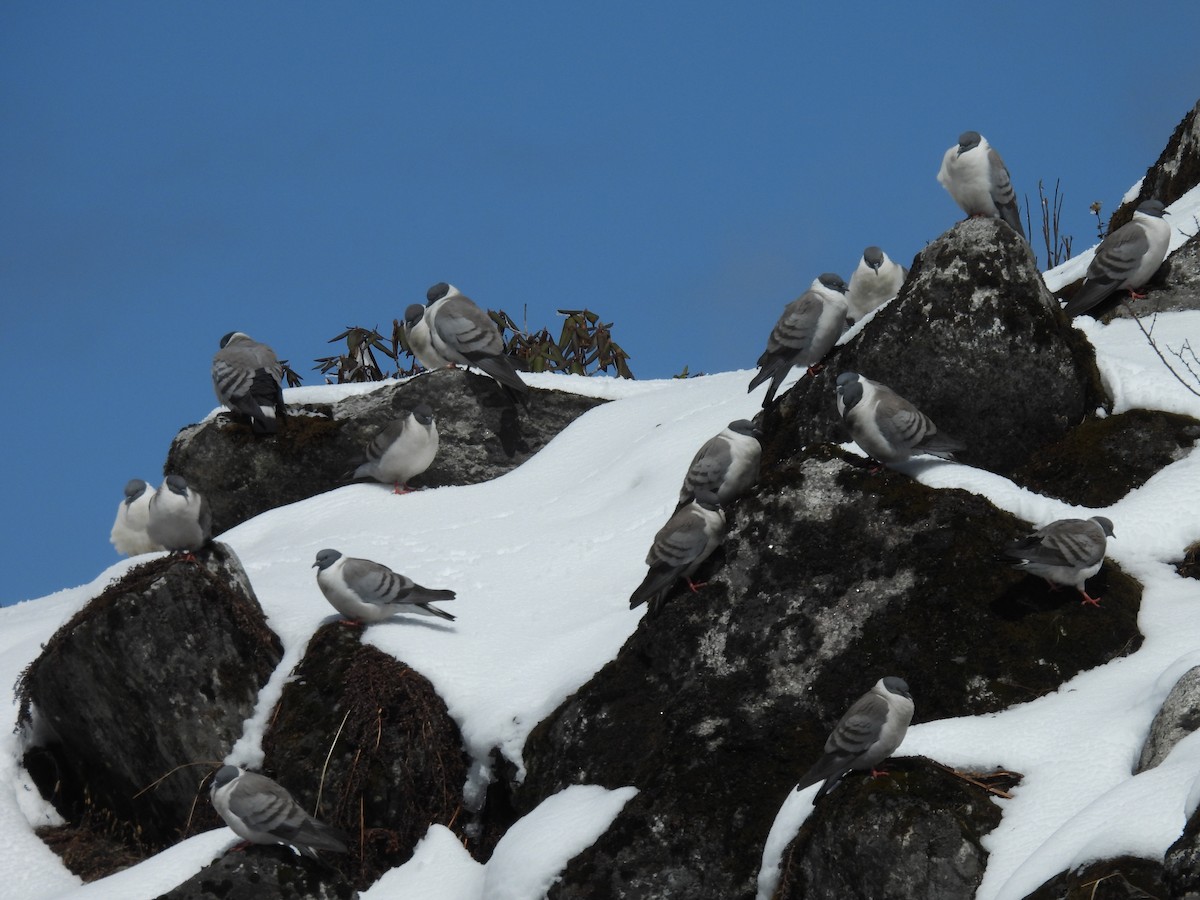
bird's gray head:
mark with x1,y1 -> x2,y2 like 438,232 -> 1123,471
404,304 -> 426,328
1092,516 -> 1115,538
836,372 -> 863,412
411,403 -> 435,425
426,282 -> 451,305
212,765 -> 241,790
313,549 -> 343,570
957,131 -> 982,153
164,474 -> 190,496
818,273 -> 848,294
1135,199 -> 1167,218
881,676 -> 911,699
691,490 -> 722,512
728,419 -> 762,441
863,246 -> 884,270
219,331 -> 249,349
124,479 -> 149,503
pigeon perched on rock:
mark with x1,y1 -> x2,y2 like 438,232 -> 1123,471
748,274 -> 850,407
846,247 -> 907,321
678,420 -> 762,507
403,303 -> 454,370
212,332 -> 287,434
629,491 -> 725,614
354,403 -> 439,493
110,479 -> 164,556
835,372 -> 965,470
210,765 -> 350,859
313,549 -> 456,623
795,676 -> 914,801
937,131 -> 1026,240
147,475 -> 212,555
424,283 -> 529,399
1063,200 -> 1171,318
1001,516 -> 1115,606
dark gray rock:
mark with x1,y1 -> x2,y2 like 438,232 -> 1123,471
19,543 -> 281,851
1024,856 -> 1168,900
768,217 -> 1104,477
1108,231 -> 1200,318
1166,799 -> 1200,898
519,448 -> 1142,900
167,368 -> 605,537
1138,665 -> 1200,773
1116,99 -> 1200,222
156,846 -> 358,900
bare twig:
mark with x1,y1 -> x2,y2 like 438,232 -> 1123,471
932,761 -> 1018,799
1120,301 -> 1200,398
315,707 -> 353,816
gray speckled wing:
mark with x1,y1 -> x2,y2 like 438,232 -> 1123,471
987,147 -> 1025,239
795,692 -> 888,792
680,436 -> 733,503
1007,519 -> 1106,569
226,772 -> 348,856
1064,223 -> 1152,316
340,556 -> 418,607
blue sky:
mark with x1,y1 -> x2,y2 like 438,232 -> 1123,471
3,1 -> 1199,606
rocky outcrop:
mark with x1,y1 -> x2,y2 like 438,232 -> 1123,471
1138,665 -> 1200,773
167,368 -> 605,537
1166,802 -> 1200,899
19,544 -> 281,856
1023,856 -> 1168,899
158,846 -> 358,900
1116,99 -> 1200,225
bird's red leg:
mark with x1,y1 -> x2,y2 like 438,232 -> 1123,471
392,482 -> 416,495
806,364 -> 825,377
1079,590 -> 1102,608
1128,288 -> 1148,301
685,578 -> 708,593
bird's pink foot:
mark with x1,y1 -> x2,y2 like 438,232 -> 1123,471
869,766 -> 892,778
392,483 -> 415,495
806,364 -> 826,377
338,618 -> 365,627
685,578 -> 708,593
867,460 -> 886,475
1079,591 -> 1102,607
1128,288 -> 1148,301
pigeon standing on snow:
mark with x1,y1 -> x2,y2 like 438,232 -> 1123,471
212,332 -> 288,434
629,491 -> 726,614
678,420 -> 763,508
313,549 -> 456,623
110,479 -> 164,556
210,765 -> 350,859
147,475 -> 212,554
423,283 -> 530,400
835,372 -> 965,470
795,677 -> 914,801
937,131 -> 1026,240
748,274 -> 850,407
1001,516 -> 1115,606
403,303 -> 454,370
353,403 -> 439,493
1063,200 -> 1171,318
846,247 -> 907,321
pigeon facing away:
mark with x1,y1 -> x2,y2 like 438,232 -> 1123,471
629,491 -> 726,614
795,676 -> 914,801
212,332 -> 287,434
313,549 -> 456,623
110,479 -> 164,556
354,403 -> 439,493
147,475 -> 212,554
423,283 -> 529,399
1063,200 -> 1171,318
846,247 -> 907,321
836,372 -> 965,470
678,419 -> 763,507
210,765 -> 350,859
748,274 -> 850,407
403,303 -> 454,370
1001,516 -> 1115,606
937,131 -> 1026,240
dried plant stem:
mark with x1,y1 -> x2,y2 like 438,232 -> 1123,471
315,707 -> 353,816
1120,301 -> 1200,398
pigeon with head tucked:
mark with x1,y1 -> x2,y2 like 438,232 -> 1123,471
629,491 -> 725,615
403,303 -> 454,370
678,419 -> 762,508
1001,516 -> 1114,606
836,372 -> 964,470
353,403 -> 439,493
748,273 -> 850,407
212,332 -> 287,434
847,247 -> 907,321
147,475 -> 212,554
313,549 -> 456,624
937,131 -> 1026,240
110,479 -> 164,556
1064,200 -> 1170,318
423,283 -> 529,400
210,765 -> 350,859
795,676 -> 914,801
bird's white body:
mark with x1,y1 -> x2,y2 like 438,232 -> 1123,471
1003,516 -> 1113,596
110,480 -> 163,556
314,551 -> 456,623
147,477 -> 211,552
354,410 -> 439,489
1065,204 -> 1172,317
749,275 -> 850,406
404,307 -> 453,370
846,249 -> 906,321
423,283 -> 528,396
210,766 -> 348,859
679,422 -> 761,507
937,132 -> 1024,239
212,332 -> 286,432
836,373 -> 963,466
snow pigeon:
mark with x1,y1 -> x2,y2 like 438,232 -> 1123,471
146,475 -> 212,554
403,303 -> 453,370
846,247 -> 907,321
212,332 -> 287,434
795,676 -> 914,801
423,283 -> 529,399
937,131 -> 1026,240
836,372 -> 965,470
210,765 -> 350,859
1063,200 -> 1171,318
678,419 -> 763,507
629,491 -> 726,614
313,549 -> 456,623
353,403 -> 439,493
1001,516 -> 1114,606
109,479 -> 164,556
748,273 -> 850,407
